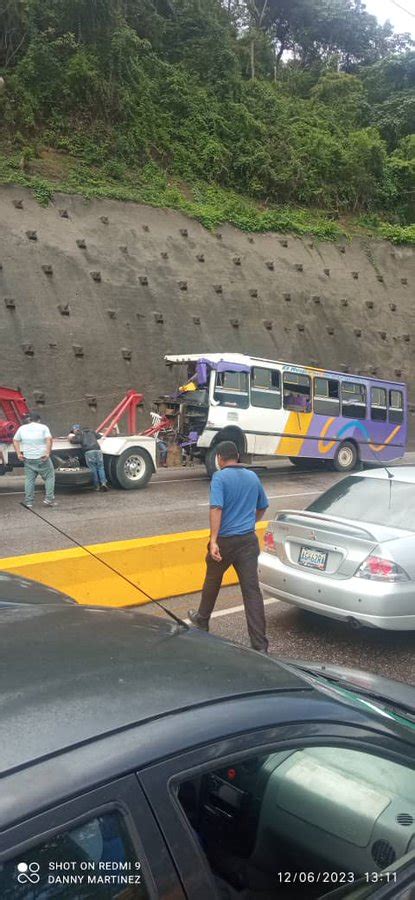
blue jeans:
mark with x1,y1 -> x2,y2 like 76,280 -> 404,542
85,449 -> 107,487
24,457 -> 55,504
157,440 -> 168,465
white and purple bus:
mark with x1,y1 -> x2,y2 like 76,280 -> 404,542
164,354 -> 408,475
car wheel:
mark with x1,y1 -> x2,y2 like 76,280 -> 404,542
332,440 -> 358,472
114,447 -> 153,490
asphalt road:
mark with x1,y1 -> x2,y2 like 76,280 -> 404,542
142,587 -> 415,684
1,455 -> 414,684
0,458 -> 349,556
2,454 -> 415,557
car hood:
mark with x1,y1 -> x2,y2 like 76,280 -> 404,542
0,571 -> 76,605
279,658 -> 415,717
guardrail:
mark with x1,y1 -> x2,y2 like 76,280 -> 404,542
0,523 -> 268,606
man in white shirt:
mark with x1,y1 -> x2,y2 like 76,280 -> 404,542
13,412 -> 57,509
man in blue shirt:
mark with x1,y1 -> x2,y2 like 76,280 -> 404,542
189,441 -> 269,653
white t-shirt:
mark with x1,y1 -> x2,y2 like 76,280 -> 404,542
14,422 -> 52,459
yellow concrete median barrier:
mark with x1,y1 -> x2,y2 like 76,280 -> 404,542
0,523 -> 268,606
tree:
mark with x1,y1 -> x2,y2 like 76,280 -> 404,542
363,52 -> 415,148
238,0 -> 412,77
0,0 -> 29,68
311,71 -> 367,125
0,0 -> 413,223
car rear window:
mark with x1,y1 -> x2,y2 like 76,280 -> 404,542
307,476 -> 415,530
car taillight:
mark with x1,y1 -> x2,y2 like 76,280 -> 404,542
264,530 -> 276,551
356,555 -> 410,583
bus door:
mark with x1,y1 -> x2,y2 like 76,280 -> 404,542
250,365 -> 284,455
210,368 -> 253,446
275,369 -> 313,458
368,383 -> 407,455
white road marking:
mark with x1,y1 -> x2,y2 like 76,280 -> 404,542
0,490 -> 28,496
0,479 -> 209,495
2,485 -> 321,503
267,490 -> 320,500
197,489 -> 321,507
152,476 -> 207,485
184,596 -> 280,623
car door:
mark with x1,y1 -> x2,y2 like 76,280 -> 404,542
0,775 -> 185,899
139,721 -> 415,900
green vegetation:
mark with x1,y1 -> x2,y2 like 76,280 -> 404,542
0,0 -> 414,241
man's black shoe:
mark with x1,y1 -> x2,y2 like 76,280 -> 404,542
188,609 -> 209,632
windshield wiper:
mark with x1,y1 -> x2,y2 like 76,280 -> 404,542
280,661 -> 415,723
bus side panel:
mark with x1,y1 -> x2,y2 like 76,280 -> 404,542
294,413 -> 406,463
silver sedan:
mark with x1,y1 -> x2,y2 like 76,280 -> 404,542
259,467 -> 415,630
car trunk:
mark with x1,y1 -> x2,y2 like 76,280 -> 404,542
266,511 -> 409,580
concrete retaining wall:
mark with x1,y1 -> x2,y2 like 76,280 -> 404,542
1,184 -> 414,434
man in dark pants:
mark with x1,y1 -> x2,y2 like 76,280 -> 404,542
68,425 -> 109,492
189,441 -> 269,653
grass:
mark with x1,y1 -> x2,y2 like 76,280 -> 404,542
0,149 -> 413,244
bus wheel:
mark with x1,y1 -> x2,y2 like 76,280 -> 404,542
289,457 -> 325,470
289,457 -> 310,469
205,445 -> 220,478
333,441 -> 358,472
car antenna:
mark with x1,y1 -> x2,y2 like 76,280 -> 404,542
383,466 -> 394,510
21,507 -> 189,630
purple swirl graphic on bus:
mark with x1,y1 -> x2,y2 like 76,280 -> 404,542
318,418 -> 401,454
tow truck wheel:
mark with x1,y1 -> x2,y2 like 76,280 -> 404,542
113,447 -> 153,490
54,466 -> 92,487
104,456 -> 118,487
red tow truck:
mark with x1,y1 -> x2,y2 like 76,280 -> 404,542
0,387 -> 158,490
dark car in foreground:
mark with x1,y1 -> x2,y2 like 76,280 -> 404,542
0,578 -> 414,899
0,570 -> 76,606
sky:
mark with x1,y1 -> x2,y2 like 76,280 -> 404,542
363,0 -> 415,38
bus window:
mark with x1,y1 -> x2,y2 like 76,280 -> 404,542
251,368 -> 281,409
341,381 -> 366,419
389,389 -> 404,424
213,371 -> 249,409
283,373 -> 311,413
371,387 -> 387,422
313,377 -> 340,416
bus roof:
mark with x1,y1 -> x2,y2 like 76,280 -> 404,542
164,354 -> 405,387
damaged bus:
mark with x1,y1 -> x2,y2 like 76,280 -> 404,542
161,354 -> 407,476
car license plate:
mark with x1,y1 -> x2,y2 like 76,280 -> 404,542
299,546 -> 328,570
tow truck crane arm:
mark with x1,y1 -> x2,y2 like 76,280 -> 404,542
0,386 -> 29,441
